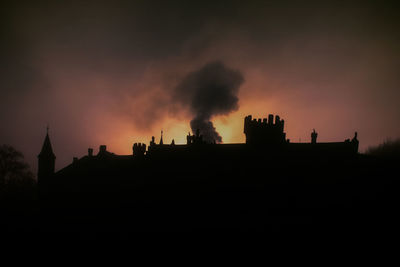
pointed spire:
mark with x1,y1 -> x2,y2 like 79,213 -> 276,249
39,127 -> 55,158
159,130 -> 164,145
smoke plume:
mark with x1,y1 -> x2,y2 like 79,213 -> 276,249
174,61 -> 244,143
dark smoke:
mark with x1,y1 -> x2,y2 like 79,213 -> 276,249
174,61 -> 244,143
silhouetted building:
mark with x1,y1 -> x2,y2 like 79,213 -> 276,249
244,115 -> 286,145
34,113 -> 400,237
37,129 -> 56,187
41,114 -> 359,192
133,143 -> 146,158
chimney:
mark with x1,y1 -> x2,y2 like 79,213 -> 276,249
99,145 -> 106,153
88,148 -> 93,157
268,114 -> 274,125
275,115 -> 280,124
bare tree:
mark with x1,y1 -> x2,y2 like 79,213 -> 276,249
0,145 -> 35,195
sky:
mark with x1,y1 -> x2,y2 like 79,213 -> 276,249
1,0 -> 400,172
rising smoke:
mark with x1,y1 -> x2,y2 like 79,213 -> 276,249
174,61 -> 244,143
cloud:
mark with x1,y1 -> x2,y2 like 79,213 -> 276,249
172,61 -> 244,143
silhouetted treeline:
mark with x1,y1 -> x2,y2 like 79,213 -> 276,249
366,139 -> 400,159
0,144 -> 36,183
0,144 -> 37,209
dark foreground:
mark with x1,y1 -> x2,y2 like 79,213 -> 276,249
1,154 -> 399,241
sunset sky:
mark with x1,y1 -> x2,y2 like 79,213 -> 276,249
1,0 -> 399,172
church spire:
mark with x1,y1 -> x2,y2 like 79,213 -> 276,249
39,129 -> 55,158
38,127 -> 56,186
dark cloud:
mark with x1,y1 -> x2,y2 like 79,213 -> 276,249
173,61 -> 244,143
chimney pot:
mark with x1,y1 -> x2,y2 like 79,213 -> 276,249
99,145 -> 106,152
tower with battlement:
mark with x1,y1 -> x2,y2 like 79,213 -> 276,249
244,114 -> 287,145
133,143 -> 146,157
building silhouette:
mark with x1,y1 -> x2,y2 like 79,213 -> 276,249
35,113 -> 369,233
244,115 -> 286,145
38,114 -> 359,189
37,128 -> 55,187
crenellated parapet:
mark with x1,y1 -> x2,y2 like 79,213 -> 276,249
244,114 -> 286,145
133,143 -> 146,157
